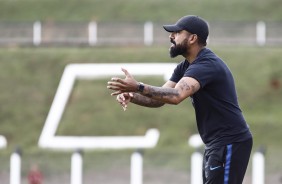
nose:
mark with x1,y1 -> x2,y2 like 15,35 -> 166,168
169,33 -> 174,39
169,33 -> 176,44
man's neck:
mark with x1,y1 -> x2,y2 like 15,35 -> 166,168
185,46 -> 205,64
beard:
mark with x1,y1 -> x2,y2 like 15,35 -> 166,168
169,38 -> 189,58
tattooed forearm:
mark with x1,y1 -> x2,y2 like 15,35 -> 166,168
131,93 -> 165,108
131,78 -> 198,106
145,86 -> 179,99
140,80 -> 197,105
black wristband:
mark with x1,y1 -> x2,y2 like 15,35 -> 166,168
137,82 -> 145,92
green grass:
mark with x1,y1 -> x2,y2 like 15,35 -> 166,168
0,0 -> 282,22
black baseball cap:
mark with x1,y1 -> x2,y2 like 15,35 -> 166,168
163,15 -> 209,42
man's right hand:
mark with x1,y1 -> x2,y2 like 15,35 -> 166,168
116,92 -> 133,111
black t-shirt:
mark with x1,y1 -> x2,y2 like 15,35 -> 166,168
170,48 -> 252,149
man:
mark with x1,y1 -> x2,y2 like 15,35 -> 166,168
107,15 -> 252,184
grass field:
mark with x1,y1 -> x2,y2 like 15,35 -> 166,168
0,0 -> 282,22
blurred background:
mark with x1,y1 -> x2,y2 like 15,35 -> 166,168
0,0 -> 282,183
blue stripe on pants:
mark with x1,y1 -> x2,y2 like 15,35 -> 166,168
224,144 -> 233,184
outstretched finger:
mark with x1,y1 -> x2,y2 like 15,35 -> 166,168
107,81 -> 126,90
121,68 -> 132,78
121,105 -> 127,111
110,77 -> 126,84
111,90 -> 122,96
107,86 -> 120,91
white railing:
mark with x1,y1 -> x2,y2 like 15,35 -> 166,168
0,21 -> 280,46
8,142 -> 266,184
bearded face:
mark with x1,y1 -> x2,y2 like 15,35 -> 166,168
169,38 -> 189,58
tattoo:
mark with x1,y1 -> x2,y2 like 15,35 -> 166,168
180,80 -> 198,94
145,86 -> 179,100
131,80 -> 198,106
131,93 -> 164,108
179,80 -> 191,91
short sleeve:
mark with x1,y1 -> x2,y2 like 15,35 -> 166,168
184,59 -> 217,88
169,60 -> 189,83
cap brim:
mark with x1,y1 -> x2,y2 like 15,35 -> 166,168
163,24 -> 183,32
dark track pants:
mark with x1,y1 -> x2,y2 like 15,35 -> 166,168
202,138 -> 253,184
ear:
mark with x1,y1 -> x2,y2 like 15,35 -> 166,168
189,34 -> 198,44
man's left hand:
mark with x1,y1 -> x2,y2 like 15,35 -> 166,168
107,68 -> 138,96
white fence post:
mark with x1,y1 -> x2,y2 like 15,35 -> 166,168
131,150 -> 143,184
252,148 -> 265,184
188,134 -> 203,184
33,21 -> 41,46
88,21 -> 97,46
10,148 -> 22,184
71,150 -> 83,184
144,21 -> 153,46
256,21 -> 266,46
0,135 -> 7,149
191,150 -> 203,184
